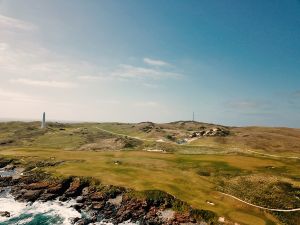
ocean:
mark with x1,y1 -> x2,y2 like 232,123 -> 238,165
0,192 -> 81,225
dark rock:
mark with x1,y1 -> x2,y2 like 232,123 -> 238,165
75,218 -> 91,225
21,189 -> 43,202
70,217 -> 80,224
174,212 -> 191,223
4,165 -> 16,171
0,168 -> 216,225
73,203 -> 84,211
74,218 -> 87,225
27,181 -> 50,190
0,211 -> 10,217
39,193 -> 57,201
0,176 -> 13,187
91,215 -> 97,223
92,201 -> 105,210
189,127 -> 229,138
76,196 -> 84,203
81,187 -> 90,196
90,191 -> 105,201
59,195 -> 69,202
115,209 -> 131,223
65,178 -> 85,197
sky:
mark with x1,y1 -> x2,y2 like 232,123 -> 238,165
0,0 -> 299,127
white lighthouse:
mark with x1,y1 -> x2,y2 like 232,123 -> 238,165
41,112 -> 46,129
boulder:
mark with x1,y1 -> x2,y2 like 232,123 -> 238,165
81,187 -> 90,196
75,196 -> 84,203
39,193 -> 57,201
90,192 -> 105,201
0,176 -> 13,187
73,203 -> 84,211
0,211 -> 10,217
27,181 -> 50,190
21,189 -> 43,201
47,183 -> 63,194
65,178 -> 84,197
92,201 -> 105,210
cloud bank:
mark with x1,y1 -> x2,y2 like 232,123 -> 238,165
143,58 -> 169,66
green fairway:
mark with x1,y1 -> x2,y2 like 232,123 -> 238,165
2,147 -> 299,224
1,122 -> 300,224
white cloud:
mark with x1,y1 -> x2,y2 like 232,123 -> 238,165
0,41 -> 99,79
112,64 -> 181,80
0,13 -> 182,122
0,88 -> 41,103
143,83 -> 160,88
77,75 -> 110,81
10,78 -> 77,88
134,101 -> 159,107
0,14 -> 36,31
143,58 -> 169,66
78,75 -> 100,80
97,99 -> 120,105
0,16 -> 181,85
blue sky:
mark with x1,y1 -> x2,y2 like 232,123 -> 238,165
0,0 -> 299,127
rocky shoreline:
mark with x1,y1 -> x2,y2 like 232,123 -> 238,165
0,159 -> 217,225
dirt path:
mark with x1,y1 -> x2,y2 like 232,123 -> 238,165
95,127 -> 149,141
244,149 -> 300,160
220,192 -> 300,212
95,127 -> 174,144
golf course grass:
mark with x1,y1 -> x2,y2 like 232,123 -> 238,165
1,122 -> 300,224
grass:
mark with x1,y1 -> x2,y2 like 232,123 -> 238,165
228,211 -> 267,225
188,127 -> 300,158
1,147 -> 298,224
91,122 -> 300,158
1,121 -> 300,224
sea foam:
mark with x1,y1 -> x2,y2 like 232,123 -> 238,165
0,194 -> 138,225
0,194 -> 81,224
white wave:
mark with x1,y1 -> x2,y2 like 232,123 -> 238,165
0,195 -> 139,225
0,195 -> 81,224
0,194 -> 27,222
15,217 -> 33,225
28,198 -> 81,224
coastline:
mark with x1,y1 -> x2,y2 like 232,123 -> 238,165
0,158 -> 217,225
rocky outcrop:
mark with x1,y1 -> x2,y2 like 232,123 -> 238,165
0,159 -> 13,168
0,176 -> 13,187
0,211 -> 10,218
189,127 -> 230,138
1,165 -> 217,225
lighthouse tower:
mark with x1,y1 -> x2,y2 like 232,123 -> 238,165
41,112 -> 46,129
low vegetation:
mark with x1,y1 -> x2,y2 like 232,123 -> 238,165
1,121 -> 300,224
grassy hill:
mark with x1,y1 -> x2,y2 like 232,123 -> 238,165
0,121 -> 300,225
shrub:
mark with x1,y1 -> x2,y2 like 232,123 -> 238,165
190,209 -> 217,223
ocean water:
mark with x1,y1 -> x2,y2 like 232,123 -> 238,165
0,192 -> 81,225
